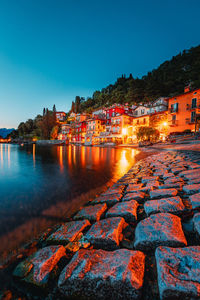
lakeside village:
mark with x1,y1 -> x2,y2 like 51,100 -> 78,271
1,86 -> 200,146
56,86 -> 200,146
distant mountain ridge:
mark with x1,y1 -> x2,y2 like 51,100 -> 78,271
0,128 -> 15,138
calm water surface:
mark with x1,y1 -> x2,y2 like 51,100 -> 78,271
0,143 -> 144,258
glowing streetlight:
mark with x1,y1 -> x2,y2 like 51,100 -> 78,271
122,127 -> 127,135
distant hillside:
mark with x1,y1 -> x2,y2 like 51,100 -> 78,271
78,45 -> 200,112
0,128 -> 15,138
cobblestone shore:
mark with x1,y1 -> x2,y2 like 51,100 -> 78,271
1,149 -> 200,299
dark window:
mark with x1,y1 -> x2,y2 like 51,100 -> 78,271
192,98 -> 197,108
191,111 -> 196,123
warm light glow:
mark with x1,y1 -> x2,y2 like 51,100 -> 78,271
0,144 -> 3,167
58,146 -> 64,173
33,144 -> 36,168
122,127 -> 127,135
163,122 -> 168,127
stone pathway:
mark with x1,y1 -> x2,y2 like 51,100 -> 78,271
1,150 -> 200,299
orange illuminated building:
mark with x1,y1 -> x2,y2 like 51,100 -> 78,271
168,87 -> 200,133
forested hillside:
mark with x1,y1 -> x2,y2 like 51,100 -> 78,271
76,45 -> 200,113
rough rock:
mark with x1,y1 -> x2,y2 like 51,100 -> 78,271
106,200 -> 139,222
189,193 -> 200,209
134,213 -> 187,251
146,180 -> 160,188
183,184 -> 200,195
74,203 -> 107,222
102,186 -> 123,196
156,246 -> 200,299
91,194 -> 121,206
179,169 -> 200,178
126,183 -> 143,193
141,176 -> 159,183
13,246 -> 66,287
158,182 -> 183,190
122,191 -> 145,203
193,213 -> 200,236
150,188 -> 178,199
47,219 -> 91,244
85,217 -> 127,250
144,196 -> 185,216
188,178 -> 200,184
58,248 -> 145,300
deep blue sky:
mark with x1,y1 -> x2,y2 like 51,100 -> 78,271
0,0 -> 200,128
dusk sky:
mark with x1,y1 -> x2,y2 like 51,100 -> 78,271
0,0 -> 200,128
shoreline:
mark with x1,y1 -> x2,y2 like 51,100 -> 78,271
0,148 -> 154,264
1,145 -> 200,299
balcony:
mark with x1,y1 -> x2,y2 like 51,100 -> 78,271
169,107 -> 178,113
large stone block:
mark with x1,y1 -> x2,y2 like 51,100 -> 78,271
74,203 -> 107,222
150,188 -> 178,199
193,213 -> 200,237
126,183 -> 143,193
144,196 -> 185,216
134,213 -> 187,251
156,246 -> 200,299
102,186 -> 123,196
189,193 -> 200,209
58,248 -> 145,300
47,219 -> 91,245
13,246 -> 66,287
106,200 -> 138,222
183,184 -> 200,195
91,194 -> 121,206
122,191 -> 145,203
85,217 -> 126,250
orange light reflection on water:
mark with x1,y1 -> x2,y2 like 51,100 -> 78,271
58,146 -> 64,173
0,144 -> 3,167
33,144 -> 36,168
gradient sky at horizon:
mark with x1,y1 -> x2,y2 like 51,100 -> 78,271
0,0 -> 200,128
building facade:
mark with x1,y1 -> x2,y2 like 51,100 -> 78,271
168,88 -> 200,133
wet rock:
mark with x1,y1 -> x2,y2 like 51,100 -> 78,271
74,203 -> 107,222
85,217 -> 127,250
144,196 -> 185,216
106,200 -> 139,222
13,246 -> 66,287
126,183 -> 143,193
58,248 -> 145,300
183,184 -> 200,195
179,169 -> 200,178
142,176 -> 159,183
193,213 -> 200,237
171,167 -> 186,174
122,191 -> 146,203
163,173 -> 175,180
150,188 -> 178,199
189,193 -> 200,209
91,194 -> 121,206
158,182 -> 183,190
146,180 -> 160,188
65,232 -> 90,252
102,186 -> 123,196
156,246 -> 200,299
188,178 -> 200,184
164,177 -> 184,184
134,213 -> 187,251
47,219 -> 91,245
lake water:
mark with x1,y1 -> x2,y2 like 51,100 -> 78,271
0,143 -> 146,259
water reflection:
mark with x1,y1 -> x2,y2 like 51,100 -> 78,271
0,144 -> 147,259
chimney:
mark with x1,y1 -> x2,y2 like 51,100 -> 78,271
184,85 -> 190,93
